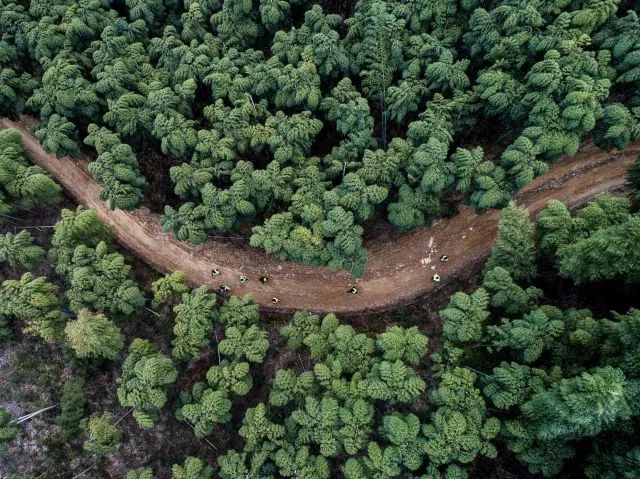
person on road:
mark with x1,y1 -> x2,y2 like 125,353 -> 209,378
432,274 -> 441,282
272,297 -> 280,304
440,255 -> 448,262
211,268 -> 220,276
239,275 -> 247,283
349,287 -> 358,294
219,284 -> 231,292
260,276 -> 269,284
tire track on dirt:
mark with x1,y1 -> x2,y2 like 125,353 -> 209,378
2,117 -> 637,315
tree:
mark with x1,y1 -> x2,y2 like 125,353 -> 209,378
556,215 -> 640,283
0,230 -> 45,269
63,242 -> 145,315
34,114 -> 79,158
485,202 -> 537,282
424,368 -> 500,469
172,286 -> 217,361
64,309 -> 124,360
440,289 -> 489,345
84,124 -> 148,210
151,271 -> 190,308
380,415 -> 427,472
0,406 -> 17,453
83,412 -> 122,455
117,339 -> 177,428
482,267 -> 542,316
376,326 -> 428,366
218,294 -> 260,329
58,377 -> 85,442
0,272 -> 66,341
488,308 -> 565,364
506,367 -> 636,475
0,128 -> 61,208
127,468 -> 157,479
176,383 -> 232,437
211,349 -> 256,390
172,457 -> 214,479
219,325 -> 269,363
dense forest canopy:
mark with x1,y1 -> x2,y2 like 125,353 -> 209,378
1,0 -> 640,275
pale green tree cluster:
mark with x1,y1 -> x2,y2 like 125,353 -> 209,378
0,128 -> 60,213
435,196 -> 640,478
176,295 -> 268,437
117,338 -> 178,428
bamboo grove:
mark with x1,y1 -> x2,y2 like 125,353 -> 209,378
1,0 -> 640,274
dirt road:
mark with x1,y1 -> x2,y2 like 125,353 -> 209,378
2,117 -> 637,315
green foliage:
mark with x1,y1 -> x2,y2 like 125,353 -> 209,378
0,230 -> 45,269
0,406 -> 18,453
376,326 -> 428,366
64,309 -> 124,360
127,468 -> 157,479
485,202 -> 537,282
84,124 -> 148,210
176,383 -> 232,436
117,338 -> 178,428
0,128 -> 61,208
151,271 -> 190,308
172,457 -> 214,479
424,368 -> 500,468
58,377 -> 85,442
62,241 -> 146,315
441,289 -> 489,344
83,412 -> 122,455
172,286 -> 217,361
0,272 -> 65,341
218,325 -> 269,363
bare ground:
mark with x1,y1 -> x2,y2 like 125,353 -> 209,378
2,117 -> 638,315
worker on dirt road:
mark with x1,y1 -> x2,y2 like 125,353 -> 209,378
349,287 -> 358,294
260,276 -> 269,284
239,275 -> 247,283
440,255 -> 448,262
219,284 -> 231,292
272,297 -> 280,304
211,268 -> 221,276
432,274 -> 441,282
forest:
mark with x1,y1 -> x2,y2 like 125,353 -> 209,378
1,0 -> 640,478
1,0 -> 640,274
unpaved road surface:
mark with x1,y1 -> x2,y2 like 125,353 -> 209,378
3,117 -> 638,315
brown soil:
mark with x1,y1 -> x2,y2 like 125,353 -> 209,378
3,116 -> 638,315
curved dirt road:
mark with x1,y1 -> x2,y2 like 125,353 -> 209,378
2,117 -> 638,315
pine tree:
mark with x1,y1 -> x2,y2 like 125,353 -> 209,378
172,457 -> 214,479
376,326 -> 428,366
117,339 -> 177,428
218,294 -> 259,329
0,128 -> 61,208
0,406 -> 18,453
0,272 -> 66,341
83,412 -> 122,455
172,286 -> 217,361
485,202 -> 537,282
127,468 -> 157,479
218,325 -> 269,363
482,267 -> 542,316
441,289 -> 489,344
64,309 -> 124,360
176,383 -> 232,437
151,271 -> 190,308
0,230 -> 45,269
58,377 -> 85,442
63,241 -> 145,315
424,368 -> 500,469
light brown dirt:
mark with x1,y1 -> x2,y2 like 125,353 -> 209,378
3,117 -> 638,315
